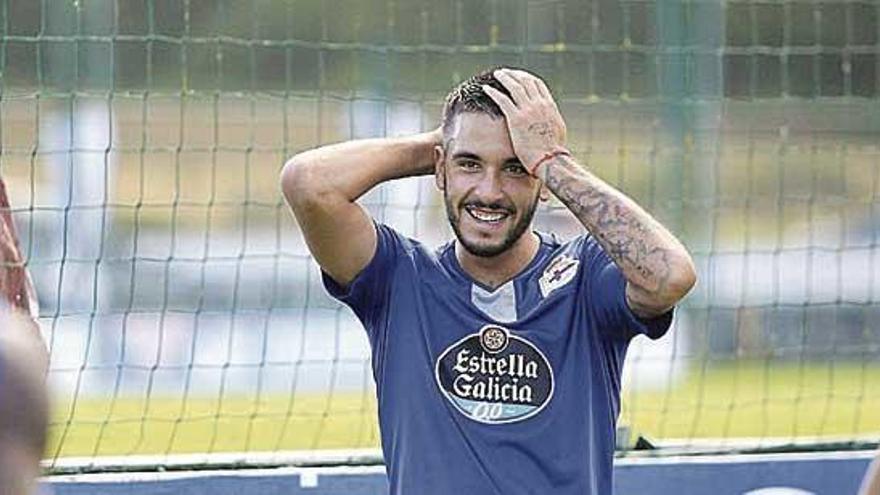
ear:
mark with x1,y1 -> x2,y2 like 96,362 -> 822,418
433,144 -> 446,191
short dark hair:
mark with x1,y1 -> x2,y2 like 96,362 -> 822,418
441,67 -> 515,136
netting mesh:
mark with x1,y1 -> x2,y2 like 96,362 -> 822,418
0,0 -> 878,470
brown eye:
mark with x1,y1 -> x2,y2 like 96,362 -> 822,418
459,160 -> 480,171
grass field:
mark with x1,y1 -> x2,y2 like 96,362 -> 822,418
46,360 -> 880,459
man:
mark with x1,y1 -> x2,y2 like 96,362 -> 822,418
0,177 -> 49,495
282,68 -> 696,494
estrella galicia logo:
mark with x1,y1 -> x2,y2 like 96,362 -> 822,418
435,325 -> 554,424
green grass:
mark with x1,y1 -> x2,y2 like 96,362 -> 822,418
620,360 -> 880,441
46,361 -> 880,458
47,392 -> 381,458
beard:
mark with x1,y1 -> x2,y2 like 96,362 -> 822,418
444,188 -> 540,258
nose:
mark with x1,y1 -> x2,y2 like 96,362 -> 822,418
472,169 -> 505,205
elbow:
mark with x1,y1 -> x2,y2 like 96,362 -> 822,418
281,155 -> 322,210
628,254 -> 697,317
282,152 -> 360,213
666,254 -> 697,303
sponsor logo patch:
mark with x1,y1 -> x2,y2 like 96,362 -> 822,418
435,324 -> 554,424
539,254 -> 579,298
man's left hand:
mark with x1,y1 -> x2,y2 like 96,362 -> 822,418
482,68 -> 568,175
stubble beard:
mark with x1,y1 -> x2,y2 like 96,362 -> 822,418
444,187 -> 539,258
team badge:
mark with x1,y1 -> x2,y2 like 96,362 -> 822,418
538,254 -> 579,298
435,325 -> 554,424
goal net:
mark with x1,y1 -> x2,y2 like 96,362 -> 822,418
0,0 -> 877,472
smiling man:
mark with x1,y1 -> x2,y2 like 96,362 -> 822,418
282,68 -> 696,494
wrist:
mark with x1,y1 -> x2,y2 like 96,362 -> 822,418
410,130 -> 442,175
425,127 -> 444,147
528,147 -> 571,176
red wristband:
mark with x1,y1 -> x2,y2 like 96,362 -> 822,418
529,148 -> 571,176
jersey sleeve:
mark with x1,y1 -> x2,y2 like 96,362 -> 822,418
580,235 -> 673,341
321,222 -> 403,343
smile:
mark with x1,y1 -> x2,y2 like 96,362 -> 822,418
465,205 -> 510,224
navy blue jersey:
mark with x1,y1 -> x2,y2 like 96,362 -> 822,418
323,223 -> 672,494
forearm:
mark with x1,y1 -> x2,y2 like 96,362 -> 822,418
282,130 -> 440,203
538,155 -> 696,317
280,130 -> 440,285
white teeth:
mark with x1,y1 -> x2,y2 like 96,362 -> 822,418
467,207 -> 507,223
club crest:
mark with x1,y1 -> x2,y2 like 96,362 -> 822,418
539,254 -> 579,298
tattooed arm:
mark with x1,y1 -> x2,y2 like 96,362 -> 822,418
539,156 -> 695,317
484,68 -> 696,318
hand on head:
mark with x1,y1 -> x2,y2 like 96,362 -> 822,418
482,69 -> 568,176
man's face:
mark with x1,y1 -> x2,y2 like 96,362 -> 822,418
436,112 -> 543,258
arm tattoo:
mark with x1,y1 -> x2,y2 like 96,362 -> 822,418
541,156 -> 674,298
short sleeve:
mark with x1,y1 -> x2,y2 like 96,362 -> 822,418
321,222 -> 404,342
581,235 -> 673,341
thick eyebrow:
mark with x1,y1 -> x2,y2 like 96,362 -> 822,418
450,151 -> 483,162
450,151 -> 522,166
503,158 -> 525,167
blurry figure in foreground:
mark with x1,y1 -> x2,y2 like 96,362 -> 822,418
861,450 -> 880,495
0,312 -> 48,495
0,177 -> 48,495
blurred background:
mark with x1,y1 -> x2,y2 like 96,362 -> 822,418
0,0 -> 878,466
